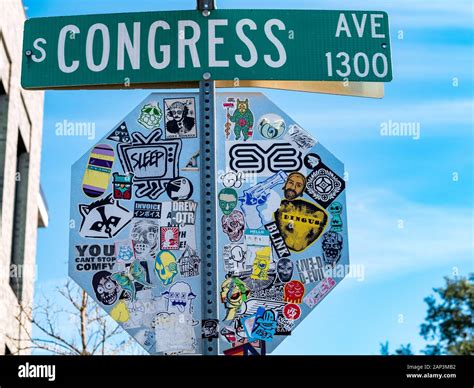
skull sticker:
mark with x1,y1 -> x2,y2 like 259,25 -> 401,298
92,271 -> 121,305
321,231 -> 344,266
222,210 -> 245,242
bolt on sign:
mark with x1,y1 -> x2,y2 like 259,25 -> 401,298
69,92 -> 349,354
22,9 -> 392,90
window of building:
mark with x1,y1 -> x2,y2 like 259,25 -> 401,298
9,133 -> 30,300
0,83 -> 8,215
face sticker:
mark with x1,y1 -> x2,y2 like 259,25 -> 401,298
218,188 -> 238,215
220,276 -> 250,321
321,231 -> 344,266
276,258 -> 294,283
182,150 -> 199,172
328,201 -> 344,232
305,156 -> 345,208
283,303 -> 301,321
265,222 -> 291,259
164,98 -> 197,139
107,122 -> 131,143
79,194 -> 132,239
250,246 -> 271,281
117,129 -> 181,200
285,124 -> 316,150
162,281 -> 196,314
220,170 -> 244,189
130,219 -> 160,260
202,319 -> 219,339
223,244 -> 246,273
160,226 -> 180,250
82,144 -> 114,198
240,171 -> 286,229
154,250 -> 178,285
252,309 -> 277,341
138,102 -> 162,130
92,271 -> 121,305
258,113 -> 286,139
303,277 -> 336,309
133,201 -> 162,219
227,98 -> 254,141
296,256 -> 325,284
283,172 -> 306,200
274,199 -> 328,252
227,141 -> 302,176
177,245 -> 200,278
222,210 -> 245,242
111,260 -> 152,302
166,177 -> 193,200
284,280 -> 305,303
112,172 -> 134,200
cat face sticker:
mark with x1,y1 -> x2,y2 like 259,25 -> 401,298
79,194 -> 132,239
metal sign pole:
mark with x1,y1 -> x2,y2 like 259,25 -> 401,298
198,0 -> 218,356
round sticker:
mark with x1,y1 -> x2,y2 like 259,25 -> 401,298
257,113 -> 286,139
283,303 -> 301,320
166,177 -> 193,200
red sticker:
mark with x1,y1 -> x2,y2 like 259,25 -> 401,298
284,280 -> 305,304
160,226 -> 180,250
283,303 -> 301,320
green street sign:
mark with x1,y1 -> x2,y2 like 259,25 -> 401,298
22,9 -> 392,89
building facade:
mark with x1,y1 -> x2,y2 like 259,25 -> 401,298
0,0 -> 48,355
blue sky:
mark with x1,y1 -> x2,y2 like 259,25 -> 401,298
24,0 -> 473,355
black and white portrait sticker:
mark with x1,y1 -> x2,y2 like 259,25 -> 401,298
164,98 -> 197,139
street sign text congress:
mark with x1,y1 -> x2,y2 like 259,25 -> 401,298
22,10 -> 392,89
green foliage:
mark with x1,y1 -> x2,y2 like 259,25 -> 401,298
420,274 -> 473,355
381,274 -> 473,355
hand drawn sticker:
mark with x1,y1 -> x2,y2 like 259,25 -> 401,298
321,231 -> 344,266
274,199 -> 328,252
240,171 -> 286,229
111,259 -> 153,302
92,270 -> 121,306
154,250 -> 178,286
112,172 -> 134,200
220,276 -> 250,321
258,113 -> 286,139
222,210 -> 245,242
165,177 -> 193,201
283,280 -> 305,304
79,194 -> 132,239
328,201 -> 344,232
138,102 -> 162,130
117,129 -> 182,200
227,98 -> 254,141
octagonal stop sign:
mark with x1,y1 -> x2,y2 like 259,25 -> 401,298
69,92 -> 349,355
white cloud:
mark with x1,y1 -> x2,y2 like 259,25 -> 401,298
346,188 -> 473,282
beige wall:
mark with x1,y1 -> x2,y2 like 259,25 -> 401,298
0,0 -> 46,355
